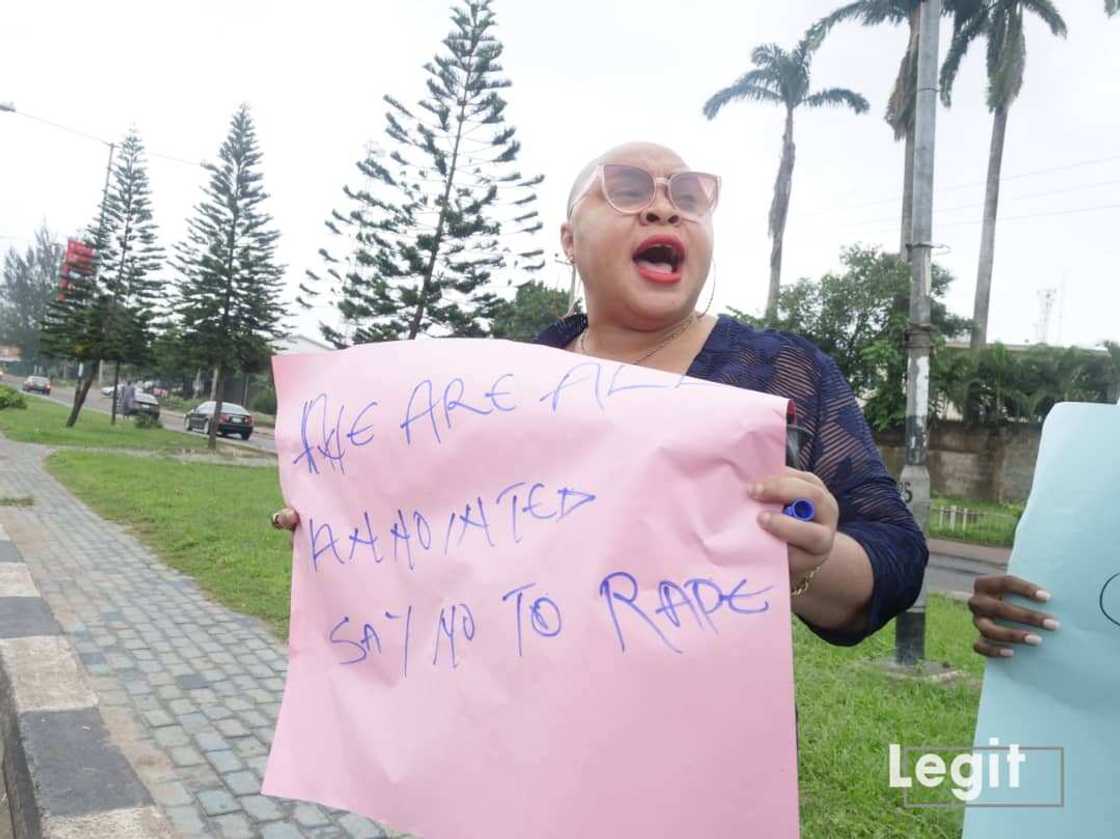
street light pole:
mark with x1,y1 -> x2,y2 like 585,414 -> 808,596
895,0 -> 940,666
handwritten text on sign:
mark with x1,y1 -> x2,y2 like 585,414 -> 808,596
262,338 -> 801,839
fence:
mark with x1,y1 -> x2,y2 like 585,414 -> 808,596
928,504 -> 1021,548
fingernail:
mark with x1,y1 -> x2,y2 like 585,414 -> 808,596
1035,589 -> 1051,602
758,511 -> 773,526
747,483 -> 761,498
1042,619 -> 1060,631
999,648 -> 1014,658
1024,634 -> 1042,646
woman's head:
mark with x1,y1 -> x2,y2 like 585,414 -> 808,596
561,141 -> 717,330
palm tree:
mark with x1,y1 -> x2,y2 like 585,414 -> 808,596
811,1 -> 982,256
940,0 -> 1067,350
703,34 -> 869,321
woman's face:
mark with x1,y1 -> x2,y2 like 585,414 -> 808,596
561,143 -> 715,330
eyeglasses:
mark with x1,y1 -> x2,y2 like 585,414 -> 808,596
568,163 -> 721,221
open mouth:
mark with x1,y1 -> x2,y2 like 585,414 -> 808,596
632,236 -> 685,283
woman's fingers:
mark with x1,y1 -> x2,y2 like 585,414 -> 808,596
758,510 -> 834,556
968,593 -> 1059,631
748,476 -> 837,524
973,638 -> 1015,658
974,574 -> 1051,603
974,616 -> 1042,646
271,508 -> 300,531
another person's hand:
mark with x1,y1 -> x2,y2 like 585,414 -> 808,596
969,574 -> 1059,658
749,467 -> 840,591
270,507 -> 300,546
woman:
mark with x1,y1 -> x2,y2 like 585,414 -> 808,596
273,141 -> 927,646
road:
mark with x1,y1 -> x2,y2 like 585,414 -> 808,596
1,374 -> 276,454
925,538 -> 1010,598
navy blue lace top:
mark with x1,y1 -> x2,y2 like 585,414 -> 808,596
535,313 -> 928,647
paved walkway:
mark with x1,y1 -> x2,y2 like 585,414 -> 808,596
0,437 -> 390,838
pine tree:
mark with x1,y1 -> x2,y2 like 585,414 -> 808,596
300,0 -> 544,345
41,130 -> 165,426
100,130 -> 166,421
175,105 -> 286,450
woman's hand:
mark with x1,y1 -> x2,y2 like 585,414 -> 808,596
270,507 -> 300,546
969,575 -> 1059,658
749,467 -> 840,590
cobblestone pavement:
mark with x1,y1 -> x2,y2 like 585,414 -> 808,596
0,438 -> 391,838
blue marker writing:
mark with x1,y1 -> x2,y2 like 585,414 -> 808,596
783,498 -> 816,522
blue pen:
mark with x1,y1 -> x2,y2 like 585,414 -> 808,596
783,498 -> 816,522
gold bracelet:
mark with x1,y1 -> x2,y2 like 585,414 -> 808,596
791,559 -> 827,598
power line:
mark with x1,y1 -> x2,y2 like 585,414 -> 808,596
841,178 -> 1120,227
6,108 -> 205,169
844,202 -> 1120,232
803,153 -> 1120,218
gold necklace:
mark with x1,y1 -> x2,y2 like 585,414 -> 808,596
578,313 -> 698,366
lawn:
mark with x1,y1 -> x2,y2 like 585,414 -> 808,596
45,449 -> 292,633
46,450 -> 982,838
929,495 -> 1023,547
0,394 -> 220,452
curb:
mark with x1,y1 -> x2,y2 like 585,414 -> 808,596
0,523 -> 173,838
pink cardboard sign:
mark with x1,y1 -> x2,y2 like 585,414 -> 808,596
262,338 -> 800,838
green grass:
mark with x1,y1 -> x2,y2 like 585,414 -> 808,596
794,598 -> 981,837
46,450 -> 292,633
929,495 -> 1023,547
0,395 -> 215,452
45,450 -> 982,837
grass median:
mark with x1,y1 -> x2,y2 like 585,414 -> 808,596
0,394 -> 216,452
46,449 -> 981,837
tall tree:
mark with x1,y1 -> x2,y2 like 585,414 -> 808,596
703,33 -> 869,321
811,0 -> 982,256
489,280 -> 570,342
97,130 -> 166,421
176,105 -> 286,450
728,245 -> 969,430
940,0 -> 1067,349
300,0 -> 544,346
0,225 -> 62,370
41,131 -> 165,426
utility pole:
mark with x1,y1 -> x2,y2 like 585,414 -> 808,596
895,0 -> 940,666
65,141 -> 115,427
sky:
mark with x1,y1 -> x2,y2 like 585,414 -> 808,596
2,0 -> 1118,348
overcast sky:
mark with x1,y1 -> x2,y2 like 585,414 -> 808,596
2,0 -> 1118,348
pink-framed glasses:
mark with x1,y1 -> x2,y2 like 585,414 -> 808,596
568,163 -> 721,221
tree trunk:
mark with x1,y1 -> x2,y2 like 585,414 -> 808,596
766,109 -> 797,323
971,106 -> 1010,350
66,363 -> 97,428
900,120 -> 915,258
208,364 -> 223,452
110,359 -> 121,424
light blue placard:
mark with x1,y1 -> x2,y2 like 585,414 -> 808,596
964,402 -> 1120,837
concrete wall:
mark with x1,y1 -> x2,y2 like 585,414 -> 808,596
876,421 -> 1043,503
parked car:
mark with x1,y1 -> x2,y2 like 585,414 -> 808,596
184,402 -> 254,440
21,375 -> 51,395
123,391 -> 160,419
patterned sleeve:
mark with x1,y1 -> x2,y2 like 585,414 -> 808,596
796,347 -> 928,646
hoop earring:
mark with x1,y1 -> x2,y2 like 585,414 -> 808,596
565,262 -> 582,317
700,259 -> 717,316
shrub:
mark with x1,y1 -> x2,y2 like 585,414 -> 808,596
0,385 -> 28,410
251,389 -> 277,415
